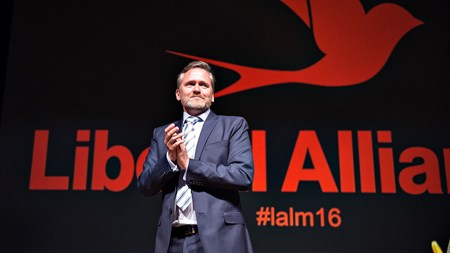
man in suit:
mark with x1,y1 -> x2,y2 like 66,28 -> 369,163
138,61 -> 254,253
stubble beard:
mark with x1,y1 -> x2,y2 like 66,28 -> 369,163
184,99 -> 211,115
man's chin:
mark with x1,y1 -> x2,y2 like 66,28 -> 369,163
186,102 -> 207,109
185,103 -> 204,111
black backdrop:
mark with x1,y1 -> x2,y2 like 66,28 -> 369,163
1,0 -> 449,252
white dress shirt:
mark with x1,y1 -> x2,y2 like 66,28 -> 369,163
167,109 -> 210,226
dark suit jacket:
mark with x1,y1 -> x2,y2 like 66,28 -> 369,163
138,111 -> 254,253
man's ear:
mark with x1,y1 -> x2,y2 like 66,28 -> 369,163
212,94 -> 214,103
175,89 -> 181,101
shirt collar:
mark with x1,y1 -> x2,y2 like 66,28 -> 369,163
183,109 -> 210,123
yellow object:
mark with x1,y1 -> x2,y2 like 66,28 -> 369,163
431,241 -> 443,253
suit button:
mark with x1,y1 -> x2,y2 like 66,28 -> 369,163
193,180 -> 203,186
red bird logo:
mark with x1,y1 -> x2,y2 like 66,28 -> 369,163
167,0 -> 423,98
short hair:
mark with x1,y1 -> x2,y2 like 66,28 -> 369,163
176,61 -> 216,92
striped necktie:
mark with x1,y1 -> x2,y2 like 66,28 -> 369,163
183,116 -> 200,159
175,116 -> 200,212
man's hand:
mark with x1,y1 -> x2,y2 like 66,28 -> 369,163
164,124 -> 184,163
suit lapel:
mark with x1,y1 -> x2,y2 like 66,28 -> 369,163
175,119 -> 182,131
195,111 -> 218,159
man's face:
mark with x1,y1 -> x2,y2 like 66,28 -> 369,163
176,68 -> 214,115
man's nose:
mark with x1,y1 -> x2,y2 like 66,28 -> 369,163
193,83 -> 201,92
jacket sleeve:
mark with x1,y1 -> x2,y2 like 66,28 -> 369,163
186,117 -> 254,191
137,127 -> 178,196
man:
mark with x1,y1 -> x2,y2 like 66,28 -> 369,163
138,61 -> 254,253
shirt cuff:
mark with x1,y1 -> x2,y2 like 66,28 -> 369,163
166,152 -> 178,172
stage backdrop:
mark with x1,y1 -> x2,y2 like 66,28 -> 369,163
1,0 -> 449,252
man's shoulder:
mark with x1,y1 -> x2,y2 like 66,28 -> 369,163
214,114 -> 246,122
213,114 -> 249,129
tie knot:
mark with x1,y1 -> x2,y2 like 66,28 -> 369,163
185,116 -> 200,125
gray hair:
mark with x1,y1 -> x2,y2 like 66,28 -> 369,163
176,61 -> 216,91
